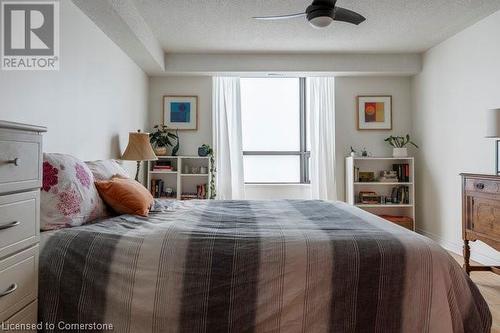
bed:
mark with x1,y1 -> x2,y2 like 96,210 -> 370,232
39,200 -> 491,333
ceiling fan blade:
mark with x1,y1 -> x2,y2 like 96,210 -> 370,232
333,7 -> 366,25
253,13 -> 306,20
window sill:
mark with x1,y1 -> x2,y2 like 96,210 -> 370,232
245,183 -> 311,186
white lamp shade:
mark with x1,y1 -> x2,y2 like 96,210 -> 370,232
485,108 -> 500,138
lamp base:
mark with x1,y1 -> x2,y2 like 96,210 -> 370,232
135,160 -> 141,182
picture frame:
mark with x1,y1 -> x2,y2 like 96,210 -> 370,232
163,95 -> 198,130
357,95 -> 392,130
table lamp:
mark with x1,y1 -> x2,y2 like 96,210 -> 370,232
485,108 -> 500,175
121,130 -> 158,181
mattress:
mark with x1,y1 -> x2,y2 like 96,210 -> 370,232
38,200 -> 491,332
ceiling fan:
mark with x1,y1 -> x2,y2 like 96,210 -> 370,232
253,0 -> 366,29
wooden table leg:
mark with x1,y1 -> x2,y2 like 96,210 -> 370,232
463,239 -> 471,275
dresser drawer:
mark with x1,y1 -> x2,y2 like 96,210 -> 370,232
1,301 -> 37,333
0,133 -> 42,194
0,246 -> 38,322
465,178 -> 500,194
0,191 -> 39,260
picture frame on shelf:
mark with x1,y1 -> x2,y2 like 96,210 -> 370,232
163,95 -> 198,130
357,95 -> 392,130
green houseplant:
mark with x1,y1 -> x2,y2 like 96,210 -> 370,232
149,125 -> 179,156
384,134 -> 419,157
199,144 -> 216,199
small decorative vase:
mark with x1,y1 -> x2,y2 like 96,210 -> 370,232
393,147 -> 408,157
198,146 -> 209,157
154,146 -> 168,156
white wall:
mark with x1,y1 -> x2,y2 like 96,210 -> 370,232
148,76 -> 412,200
0,1 -> 148,176
335,77 -> 413,200
412,10 -> 500,264
148,76 -> 212,155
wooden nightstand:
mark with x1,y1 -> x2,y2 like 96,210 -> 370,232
0,121 -> 46,328
461,173 -> 500,275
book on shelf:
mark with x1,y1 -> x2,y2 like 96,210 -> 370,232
390,185 -> 410,204
354,167 -> 360,182
152,160 -> 175,171
392,163 -> 410,182
356,185 -> 410,205
197,184 -> 207,199
358,191 -> 380,204
153,166 -> 173,170
181,184 -> 208,200
150,179 -> 176,198
181,194 -> 198,200
150,179 -> 162,198
379,170 -> 398,183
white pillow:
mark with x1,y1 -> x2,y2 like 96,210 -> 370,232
85,159 -> 130,181
41,153 -> 107,230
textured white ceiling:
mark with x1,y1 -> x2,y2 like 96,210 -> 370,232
132,0 -> 500,53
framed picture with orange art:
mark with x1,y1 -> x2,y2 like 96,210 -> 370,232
357,95 -> 392,130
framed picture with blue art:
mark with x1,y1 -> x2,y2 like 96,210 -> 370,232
163,95 -> 198,130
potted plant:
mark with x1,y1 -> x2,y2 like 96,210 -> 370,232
384,134 -> 419,157
149,125 -> 179,156
199,144 -> 216,199
198,144 -> 210,157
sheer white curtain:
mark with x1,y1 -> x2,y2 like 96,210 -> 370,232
212,77 -> 245,199
308,77 -> 337,201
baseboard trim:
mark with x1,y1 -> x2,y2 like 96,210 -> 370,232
416,228 -> 498,265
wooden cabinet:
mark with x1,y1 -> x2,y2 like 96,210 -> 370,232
461,173 -> 500,275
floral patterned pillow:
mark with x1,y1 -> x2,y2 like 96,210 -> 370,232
41,153 -> 107,230
85,159 -> 130,181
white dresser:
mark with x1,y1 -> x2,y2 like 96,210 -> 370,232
0,121 -> 45,331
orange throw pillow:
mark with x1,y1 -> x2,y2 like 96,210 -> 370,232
95,177 -> 154,217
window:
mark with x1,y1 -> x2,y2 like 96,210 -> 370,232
241,78 -> 309,184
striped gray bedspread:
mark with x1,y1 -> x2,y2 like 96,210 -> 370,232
39,200 -> 491,333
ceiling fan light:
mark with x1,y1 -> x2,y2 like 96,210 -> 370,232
309,15 -> 333,28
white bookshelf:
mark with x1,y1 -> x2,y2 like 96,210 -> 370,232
147,155 -> 211,200
345,156 -> 415,230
